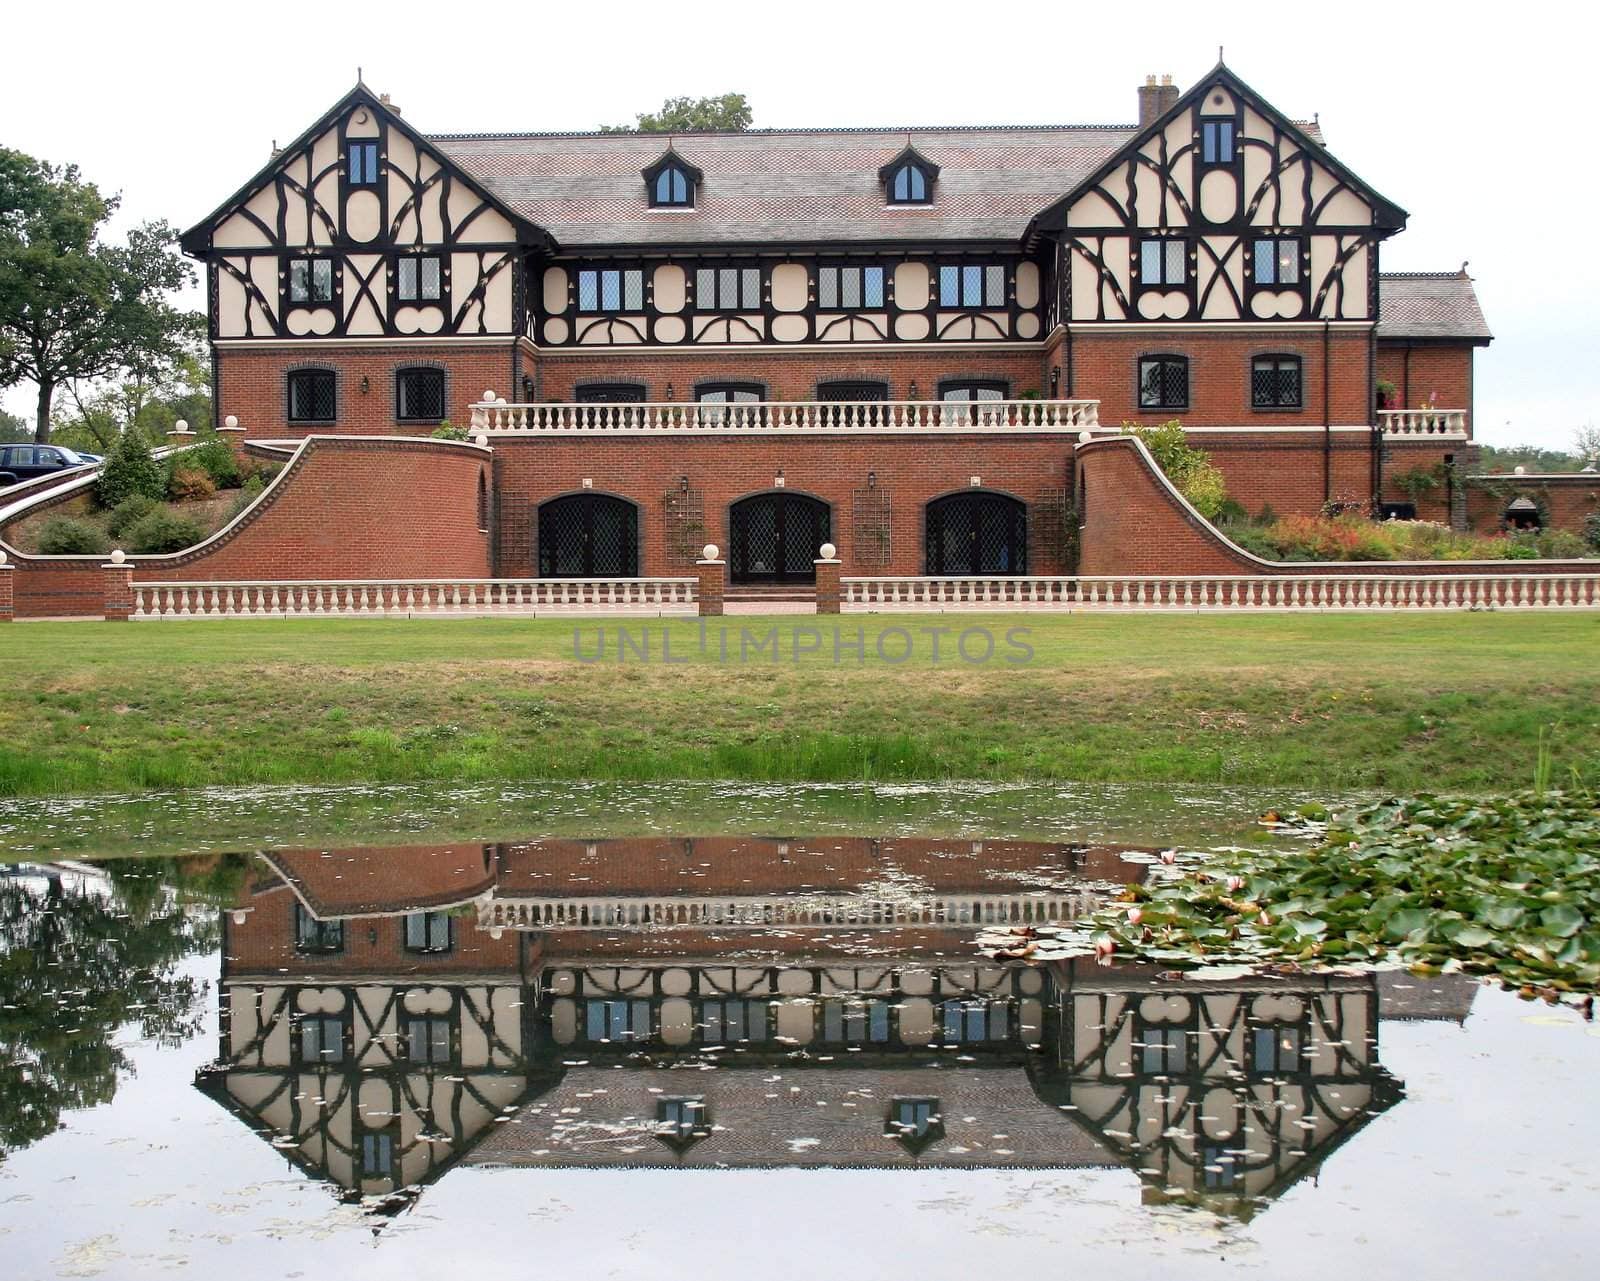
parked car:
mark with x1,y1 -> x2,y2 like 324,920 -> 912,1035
0,444 -> 94,487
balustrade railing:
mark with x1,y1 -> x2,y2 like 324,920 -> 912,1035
130,577 -> 697,619
1379,408 -> 1468,438
480,891 -> 1099,932
469,398 -> 1100,433
840,574 -> 1600,612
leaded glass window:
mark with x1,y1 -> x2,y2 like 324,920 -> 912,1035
1138,356 -> 1189,409
695,265 -> 761,310
1201,119 -> 1235,165
1139,239 -> 1187,287
298,1014 -> 345,1063
1251,355 -> 1303,409
293,902 -> 343,952
287,370 -> 336,423
396,368 -> 446,422
938,262 -> 1007,308
403,910 -> 453,953
577,267 -> 645,313
1252,238 -> 1300,285
817,264 -> 886,310
396,254 -> 442,302
288,257 -> 334,304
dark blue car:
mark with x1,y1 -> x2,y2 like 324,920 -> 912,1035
0,444 -> 93,487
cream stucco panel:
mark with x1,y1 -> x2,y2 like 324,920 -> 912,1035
652,264 -> 686,313
345,106 -> 380,138
1199,87 -> 1237,116
894,261 -> 930,310
1014,261 -> 1040,309
1132,160 -> 1167,227
770,313 -> 808,342
285,307 -> 336,337
1065,189 -> 1122,228
1069,245 -> 1104,317
416,155 -> 446,243
542,267 -> 569,314
543,316 -> 570,344
345,190 -> 382,243
1199,169 -> 1239,224
651,314 -> 684,343
450,188 -> 515,244
1015,311 -> 1041,339
769,262 -> 808,312
484,256 -> 514,330
217,267 -> 247,337
893,312 -> 930,340
394,305 -> 445,335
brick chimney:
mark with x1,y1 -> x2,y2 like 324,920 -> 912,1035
1138,74 -> 1179,126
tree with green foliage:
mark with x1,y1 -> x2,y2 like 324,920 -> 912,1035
603,93 -> 752,133
96,423 -> 167,508
54,353 -> 213,453
0,408 -> 28,442
1477,443 -> 1584,474
0,147 -> 203,443
1575,422 -> 1600,467
0,866 -> 217,1163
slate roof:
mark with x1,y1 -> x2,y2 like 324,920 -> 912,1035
429,125 -> 1141,247
1377,271 -> 1493,343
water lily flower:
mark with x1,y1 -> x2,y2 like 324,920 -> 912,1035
1127,907 -> 1144,925
1227,876 -> 1246,892
1094,936 -> 1116,958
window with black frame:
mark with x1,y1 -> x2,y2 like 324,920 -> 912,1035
396,367 -> 446,422
656,1097 -> 710,1145
1139,239 -> 1187,287
293,902 -> 344,953
886,162 -> 932,204
1252,237 -> 1301,286
297,1013 -> 346,1064
695,382 -> 764,426
937,262 -> 1007,309
1250,1023 -> 1305,1074
885,1097 -> 944,1152
694,265 -> 762,310
650,162 -> 695,207
406,1014 -> 454,1065
359,1128 -> 395,1178
286,369 -> 336,423
700,998 -> 770,1043
396,254 -> 442,302
403,910 -> 453,954
1139,355 -> 1189,410
820,998 -> 893,1044
939,998 -> 1011,1042
1251,355 -> 1302,409
1200,118 -> 1235,166
584,997 -> 653,1043
287,256 -> 334,305
577,266 -> 645,313
816,264 -> 887,310
1139,1022 -> 1190,1074
347,140 -> 379,186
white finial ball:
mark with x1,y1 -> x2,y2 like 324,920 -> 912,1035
111,549 -> 126,565
820,542 -> 837,560
483,389 -> 497,403
474,432 -> 489,447
1513,465 -> 1527,476
0,549 -> 8,566
174,419 -> 188,433
224,414 -> 239,429
702,544 -> 720,561
1078,430 -> 1093,445
231,910 -> 248,925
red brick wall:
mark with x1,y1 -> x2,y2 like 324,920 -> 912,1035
1466,476 -> 1600,534
490,432 -> 1076,577
8,437 -> 492,617
1064,328 -> 1373,428
535,349 -> 1047,402
1376,342 -> 1474,422
216,341 -> 521,439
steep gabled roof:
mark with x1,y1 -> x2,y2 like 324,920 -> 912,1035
430,123 -> 1137,248
179,82 -> 554,257
877,142 -> 941,184
1023,61 -> 1405,245
1377,270 -> 1493,344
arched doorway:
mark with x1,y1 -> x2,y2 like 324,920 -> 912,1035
925,491 -> 1028,575
729,492 -> 830,583
537,493 -> 639,577
1504,497 -> 1541,531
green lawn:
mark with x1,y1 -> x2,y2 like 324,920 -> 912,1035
0,612 -> 1595,798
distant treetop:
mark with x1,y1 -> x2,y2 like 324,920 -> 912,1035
603,93 -> 752,133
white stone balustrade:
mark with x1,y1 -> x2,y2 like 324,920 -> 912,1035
1379,408 -> 1468,438
839,573 -> 1600,612
468,398 -> 1101,434
479,891 -> 1100,932
129,578 -> 697,619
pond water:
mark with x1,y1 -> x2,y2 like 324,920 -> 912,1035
1,787 -> 1596,1279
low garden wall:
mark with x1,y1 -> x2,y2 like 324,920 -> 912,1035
2,436 -> 493,618
1075,436 -> 1597,579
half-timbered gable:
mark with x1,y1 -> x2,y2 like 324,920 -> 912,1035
1029,64 -> 1406,326
181,85 -> 551,343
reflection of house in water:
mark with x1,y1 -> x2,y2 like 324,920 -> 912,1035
197,838 -> 1475,1215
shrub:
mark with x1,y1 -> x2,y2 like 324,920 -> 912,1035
167,466 -> 217,503
1504,536 -> 1541,560
36,516 -> 110,556
225,471 -> 266,521
1585,511 -> 1600,553
1128,420 -> 1231,520
432,422 -> 468,441
123,509 -> 206,554
179,437 -> 241,489
106,494 -> 159,538
96,430 -> 166,508
1536,529 -> 1588,559
1214,497 -> 1250,526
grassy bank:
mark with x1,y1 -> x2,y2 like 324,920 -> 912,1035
0,613 -> 1596,798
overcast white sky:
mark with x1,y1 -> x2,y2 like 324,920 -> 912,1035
2,0 -> 1593,448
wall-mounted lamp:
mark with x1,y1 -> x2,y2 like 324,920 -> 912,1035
775,468 -> 785,488
908,378 -> 919,399
1050,366 -> 1061,396
521,374 -> 534,400
665,381 -> 675,401
867,470 -> 877,490
680,475 -> 690,494
360,375 -> 370,394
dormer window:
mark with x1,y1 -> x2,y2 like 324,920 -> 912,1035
879,145 -> 939,206
642,150 -> 703,208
